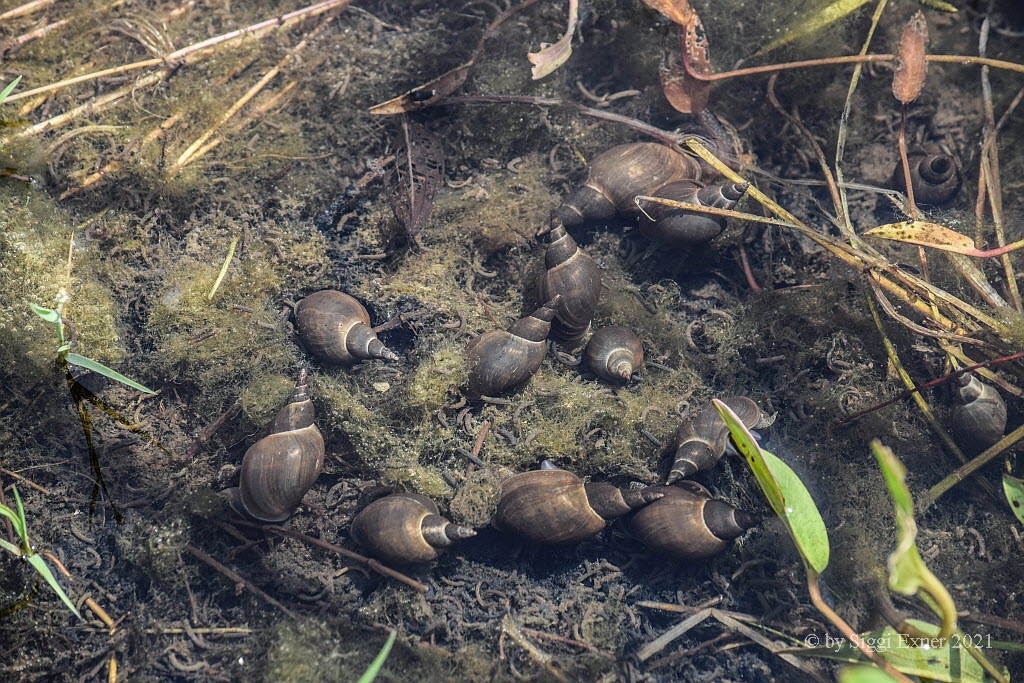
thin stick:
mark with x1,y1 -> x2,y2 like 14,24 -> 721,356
0,0 -> 55,22
0,467 -> 52,494
919,422 -> 1024,511
185,544 -> 295,617
185,401 -> 240,459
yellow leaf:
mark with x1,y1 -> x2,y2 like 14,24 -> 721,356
757,0 -> 872,56
863,221 -> 975,254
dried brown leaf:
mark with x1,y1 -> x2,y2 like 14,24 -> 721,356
640,0 -> 693,26
893,11 -> 929,104
385,117 -> 444,238
864,221 -> 973,252
660,12 -> 710,114
528,0 -> 578,80
368,63 -> 473,115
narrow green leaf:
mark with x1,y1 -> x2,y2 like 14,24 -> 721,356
713,399 -> 830,573
838,665 -> 900,683
1002,474 -> 1024,525
357,629 -> 397,683
0,537 -> 21,555
11,485 -> 28,548
756,0 -> 872,55
66,353 -> 156,394
0,504 -> 26,544
29,303 -> 60,324
26,554 -> 81,619
0,75 -> 22,105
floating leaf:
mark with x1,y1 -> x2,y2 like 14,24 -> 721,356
66,352 -> 156,394
357,629 -> 397,683
528,0 -> 578,80
385,117 -> 443,238
757,0 -> 872,56
714,399 -> 830,573
892,11 -> 928,104
1003,474 -> 1024,525
640,0 -> 693,26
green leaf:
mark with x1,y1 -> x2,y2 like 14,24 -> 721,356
0,537 -> 21,556
796,623 -> 1002,682
11,485 -> 29,548
0,75 -> 22,105
917,0 -> 957,11
29,303 -> 60,324
26,554 -> 81,619
838,665 -> 900,683
357,629 -> 397,683
65,353 -> 156,394
1002,474 -> 1024,525
756,0 -> 872,55
0,505 -> 26,546
713,399 -> 830,573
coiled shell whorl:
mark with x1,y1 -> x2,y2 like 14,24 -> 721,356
667,397 -> 772,484
638,180 -> 748,246
465,298 -> 559,397
584,326 -> 644,382
350,493 -> 476,564
295,290 -> 399,364
537,226 -> 602,342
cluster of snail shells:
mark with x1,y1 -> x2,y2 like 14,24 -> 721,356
553,142 -> 748,247
891,143 -> 962,207
493,461 -> 756,559
950,373 -> 1007,452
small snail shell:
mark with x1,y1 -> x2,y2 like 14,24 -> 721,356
465,297 -> 560,397
951,373 -> 1006,452
638,180 -> 749,246
537,226 -> 602,342
223,370 -> 324,522
584,326 -> 644,382
554,143 -> 703,227
494,460 -> 663,545
627,482 -> 758,560
350,493 -> 476,564
295,290 -> 399,364
667,397 -> 773,484
892,143 -> 962,206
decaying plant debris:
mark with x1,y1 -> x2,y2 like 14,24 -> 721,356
1,0 -> 1023,680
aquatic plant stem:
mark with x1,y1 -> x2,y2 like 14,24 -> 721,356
919,422 -> 1024,512
0,0 -> 55,23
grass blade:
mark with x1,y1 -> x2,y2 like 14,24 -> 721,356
0,75 -> 22,105
357,629 -> 397,683
66,353 -> 156,394
26,554 -> 81,619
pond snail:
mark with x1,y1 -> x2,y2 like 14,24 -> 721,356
350,493 -> 476,564
951,373 -> 1006,452
638,180 -> 749,247
223,370 -> 324,523
493,460 -> 663,545
627,482 -> 758,560
294,290 -> 399,364
583,326 -> 644,383
465,297 -> 560,398
667,397 -> 773,484
537,226 -> 602,342
892,143 -> 962,206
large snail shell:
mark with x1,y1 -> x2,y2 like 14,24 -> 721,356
494,461 -> 663,545
667,397 -> 773,484
537,226 -> 602,342
295,290 -> 399,364
638,180 -> 748,246
465,297 -> 559,397
584,326 -> 644,382
628,482 -> 758,560
224,370 -> 325,522
350,493 -> 476,564
951,373 -> 1007,452
554,143 -> 703,227
892,143 -> 962,206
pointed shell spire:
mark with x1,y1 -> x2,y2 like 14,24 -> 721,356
537,226 -> 602,343
351,493 -> 475,564
295,290 -> 399,364
666,397 -> 772,484
584,326 -> 644,383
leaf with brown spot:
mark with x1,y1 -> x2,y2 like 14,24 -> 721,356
640,0 -> 693,26
660,11 -> 710,114
385,117 -> 444,238
865,221 -> 974,253
893,11 -> 929,104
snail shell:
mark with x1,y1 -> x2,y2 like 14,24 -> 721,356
951,373 -> 1007,452
554,143 -> 704,227
494,460 -> 663,545
627,482 -> 758,560
584,326 -> 644,382
892,143 -> 962,206
537,226 -> 602,342
223,370 -> 324,522
638,180 -> 749,246
295,290 -> 399,364
350,493 -> 476,564
667,397 -> 773,484
465,297 -> 560,397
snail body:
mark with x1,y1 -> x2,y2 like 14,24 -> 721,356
224,371 -> 324,522
638,180 -> 749,246
537,226 -> 602,342
295,290 -> 399,364
892,143 -> 962,206
494,461 -> 663,545
627,482 -> 757,560
584,326 -> 644,382
465,298 -> 559,397
951,373 -> 1007,451
554,143 -> 704,227
667,397 -> 773,484
350,493 -> 476,564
